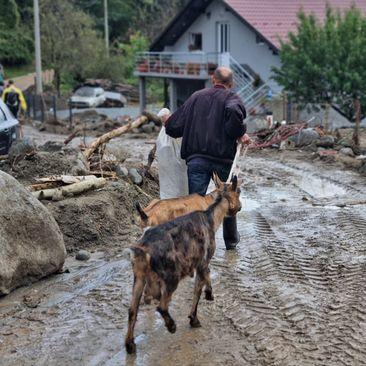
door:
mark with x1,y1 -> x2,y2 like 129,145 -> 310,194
217,22 -> 230,53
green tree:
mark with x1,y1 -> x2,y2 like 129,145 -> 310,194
0,0 -> 33,65
40,0 -> 104,94
272,6 -> 366,144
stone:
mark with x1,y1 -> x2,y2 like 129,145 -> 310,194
128,168 -> 143,185
359,162 -> 366,176
246,116 -> 269,133
154,126 -> 161,133
116,165 -> 129,178
339,147 -> 355,157
141,124 -> 154,134
316,135 -> 335,148
69,152 -> 89,176
288,128 -> 320,147
8,138 -> 36,163
132,128 -> 140,134
75,250 -> 91,261
0,171 -> 66,296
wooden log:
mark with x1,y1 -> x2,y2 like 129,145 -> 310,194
142,111 -> 162,126
35,175 -> 96,184
83,115 -> 148,160
0,155 -> 8,161
33,177 -> 107,201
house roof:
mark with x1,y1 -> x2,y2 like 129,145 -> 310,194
151,0 -> 366,51
225,0 -> 366,49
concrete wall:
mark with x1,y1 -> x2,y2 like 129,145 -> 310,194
166,0 -> 282,93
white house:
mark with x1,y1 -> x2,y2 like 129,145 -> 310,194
135,0 -> 366,118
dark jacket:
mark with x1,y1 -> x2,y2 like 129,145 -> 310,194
165,85 -> 246,164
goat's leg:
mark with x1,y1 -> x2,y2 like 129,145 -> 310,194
157,283 -> 176,333
188,271 -> 206,328
204,268 -> 214,301
125,275 -> 146,354
143,283 -> 152,305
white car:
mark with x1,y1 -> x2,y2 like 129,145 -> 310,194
0,99 -> 19,155
69,86 -> 106,108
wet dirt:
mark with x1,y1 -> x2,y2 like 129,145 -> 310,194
1,146 -> 366,366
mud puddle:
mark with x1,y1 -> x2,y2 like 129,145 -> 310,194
1,151 -> 366,366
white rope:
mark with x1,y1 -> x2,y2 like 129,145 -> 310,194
226,143 -> 248,183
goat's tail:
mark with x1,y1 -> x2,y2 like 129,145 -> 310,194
135,202 -> 148,222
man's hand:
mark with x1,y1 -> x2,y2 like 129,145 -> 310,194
239,133 -> 252,145
161,114 -> 171,125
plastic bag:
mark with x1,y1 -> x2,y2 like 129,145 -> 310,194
156,127 -> 188,199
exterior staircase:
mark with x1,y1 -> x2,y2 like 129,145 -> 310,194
225,54 -> 271,113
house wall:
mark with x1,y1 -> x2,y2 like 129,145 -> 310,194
165,0 -> 282,93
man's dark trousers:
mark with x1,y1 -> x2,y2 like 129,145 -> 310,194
187,157 -> 240,250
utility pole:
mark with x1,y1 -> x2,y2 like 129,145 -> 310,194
104,0 -> 109,56
34,0 -> 43,94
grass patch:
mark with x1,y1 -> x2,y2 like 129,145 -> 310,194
4,64 -> 34,79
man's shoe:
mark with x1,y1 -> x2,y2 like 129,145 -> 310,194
223,216 -> 240,250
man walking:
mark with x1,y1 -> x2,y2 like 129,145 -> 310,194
2,80 -> 27,118
165,66 -> 249,250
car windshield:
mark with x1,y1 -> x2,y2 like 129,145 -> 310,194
75,87 -> 95,97
0,107 -> 6,123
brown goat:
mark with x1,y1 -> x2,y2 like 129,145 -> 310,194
136,173 -> 226,229
125,176 -> 241,354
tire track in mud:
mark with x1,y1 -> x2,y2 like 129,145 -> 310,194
210,153 -> 366,365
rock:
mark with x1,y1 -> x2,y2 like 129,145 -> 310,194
129,168 -> 143,185
288,128 -> 320,147
75,250 -> 91,261
154,126 -> 161,133
132,128 -> 140,134
8,138 -> 36,163
116,165 -> 129,178
69,152 -> 89,176
316,135 -> 335,148
359,162 -> 366,176
141,124 -> 154,134
246,116 -> 269,133
0,171 -> 66,296
39,141 -> 64,152
339,147 -> 355,157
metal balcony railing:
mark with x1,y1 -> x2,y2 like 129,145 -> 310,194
135,52 -> 220,79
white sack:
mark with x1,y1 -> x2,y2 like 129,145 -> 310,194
156,127 -> 188,199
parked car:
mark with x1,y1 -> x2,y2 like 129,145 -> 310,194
69,86 -> 106,108
0,99 -> 20,155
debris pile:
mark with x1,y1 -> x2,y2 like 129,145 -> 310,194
248,118 -> 366,175
0,114 -> 160,256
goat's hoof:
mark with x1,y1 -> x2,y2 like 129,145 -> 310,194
189,316 -> 201,328
167,321 -> 177,333
125,339 -> 136,354
205,291 -> 214,301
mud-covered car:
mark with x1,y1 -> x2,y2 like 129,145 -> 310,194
0,99 -> 19,155
69,86 -> 106,108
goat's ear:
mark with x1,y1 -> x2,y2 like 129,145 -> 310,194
212,171 -> 223,188
231,175 -> 238,191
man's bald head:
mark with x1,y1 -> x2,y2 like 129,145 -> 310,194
212,67 -> 233,89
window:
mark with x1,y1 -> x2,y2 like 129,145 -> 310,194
189,33 -> 202,51
217,22 -> 230,53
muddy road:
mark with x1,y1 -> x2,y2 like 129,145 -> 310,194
1,146 -> 366,366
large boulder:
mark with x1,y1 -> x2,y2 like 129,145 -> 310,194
0,171 -> 66,296
288,128 -> 320,147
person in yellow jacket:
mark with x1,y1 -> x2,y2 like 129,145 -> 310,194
2,80 -> 27,118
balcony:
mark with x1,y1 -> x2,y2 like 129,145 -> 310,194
134,52 -> 220,80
